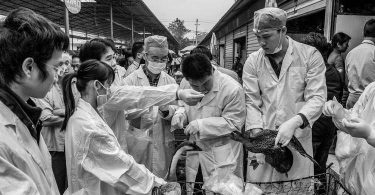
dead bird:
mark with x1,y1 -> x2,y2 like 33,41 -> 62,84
230,130 -> 319,175
164,141 -> 202,181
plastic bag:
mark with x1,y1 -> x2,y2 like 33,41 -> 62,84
202,169 -> 262,195
335,131 -> 361,160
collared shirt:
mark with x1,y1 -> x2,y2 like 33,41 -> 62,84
143,64 -> 161,87
35,83 -> 65,152
346,40 -> 375,95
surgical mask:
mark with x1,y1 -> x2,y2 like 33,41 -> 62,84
95,81 -> 110,116
56,65 -> 67,77
147,60 -> 166,74
269,31 -> 283,54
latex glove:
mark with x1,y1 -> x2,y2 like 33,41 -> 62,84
323,97 -> 345,120
245,128 -> 263,138
159,105 -> 169,112
342,117 -> 373,139
171,113 -> 185,130
275,115 -> 303,147
184,120 -> 200,135
177,89 -> 204,106
53,109 -> 65,117
254,153 -> 265,164
160,182 -> 181,194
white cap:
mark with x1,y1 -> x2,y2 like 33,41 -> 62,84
144,35 -> 168,52
253,7 -> 287,33
174,71 -> 183,76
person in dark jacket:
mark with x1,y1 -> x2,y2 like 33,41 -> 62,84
302,32 -> 343,183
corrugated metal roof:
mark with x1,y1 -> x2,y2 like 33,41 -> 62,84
0,0 -> 179,47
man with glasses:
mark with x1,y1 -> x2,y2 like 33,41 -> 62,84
122,35 -> 178,178
33,52 -> 71,194
242,7 -> 326,183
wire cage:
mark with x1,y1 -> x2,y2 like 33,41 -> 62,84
152,168 -> 351,195
168,131 -> 351,194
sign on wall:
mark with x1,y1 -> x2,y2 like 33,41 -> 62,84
65,0 -> 81,14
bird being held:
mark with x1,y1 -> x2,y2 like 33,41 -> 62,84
230,129 -> 319,175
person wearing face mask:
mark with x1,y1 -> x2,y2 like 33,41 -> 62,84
170,54 -> 245,194
33,55 -> 70,194
78,37 -> 204,158
122,35 -> 179,178
62,59 -> 192,195
242,7 -> 326,184
124,41 -> 146,78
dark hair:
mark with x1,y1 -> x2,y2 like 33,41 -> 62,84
0,8 -> 69,85
132,41 -> 144,58
72,51 -> 80,59
302,32 -> 331,63
364,19 -> 375,38
61,59 -> 114,130
117,57 -> 129,69
79,38 -> 116,63
182,53 -> 213,80
331,32 -> 351,48
190,45 -> 213,60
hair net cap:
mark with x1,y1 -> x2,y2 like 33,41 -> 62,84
253,7 -> 287,33
144,35 -> 168,51
174,71 -> 183,76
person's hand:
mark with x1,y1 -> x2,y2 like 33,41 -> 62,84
254,153 -> 265,164
184,120 -> 200,135
171,113 -> 185,130
275,115 -> 302,147
53,109 -> 65,117
160,182 -> 181,194
245,128 -> 262,138
342,117 -> 373,139
323,97 -> 345,119
159,105 -> 169,112
177,89 -> 204,106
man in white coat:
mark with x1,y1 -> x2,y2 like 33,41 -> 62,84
123,35 -> 178,178
243,7 -> 327,183
0,8 -> 69,194
171,53 -> 245,194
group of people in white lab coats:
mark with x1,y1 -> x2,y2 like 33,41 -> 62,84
1,6 -> 375,195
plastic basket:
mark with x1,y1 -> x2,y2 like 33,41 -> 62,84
152,168 -> 351,195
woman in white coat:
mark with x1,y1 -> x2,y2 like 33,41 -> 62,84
62,60 -> 199,195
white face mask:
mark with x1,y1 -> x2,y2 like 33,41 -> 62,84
147,60 -> 166,74
95,81 -> 110,116
56,65 -> 67,77
268,32 -> 283,54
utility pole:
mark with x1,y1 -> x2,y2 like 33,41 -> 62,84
195,19 -> 200,45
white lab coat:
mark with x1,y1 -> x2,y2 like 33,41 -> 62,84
333,82 -> 375,195
0,101 -> 59,195
111,65 -> 127,88
122,68 -> 177,178
103,84 -> 180,153
174,70 -> 245,188
243,37 -> 327,182
65,99 -> 166,195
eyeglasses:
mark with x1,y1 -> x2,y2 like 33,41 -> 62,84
145,54 -> 169,63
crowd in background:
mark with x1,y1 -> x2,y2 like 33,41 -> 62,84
1,6 -> 375,195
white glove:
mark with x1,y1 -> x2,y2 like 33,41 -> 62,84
342,117 -> 372,139
177,89 -> 204,106
254,153 -> 265,164
275,115 -> 303,147
184,120 -> 200,135
171,113 -> 185,131
323,97 -> 345,120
